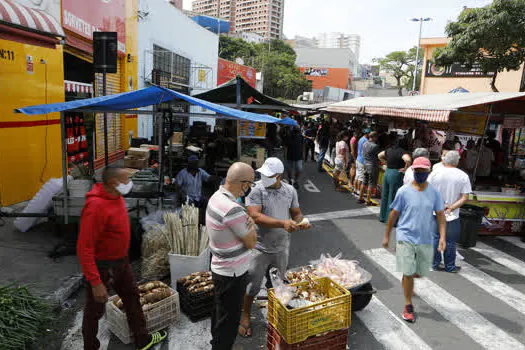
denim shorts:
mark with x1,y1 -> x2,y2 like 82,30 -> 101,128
396,241 -> 433,277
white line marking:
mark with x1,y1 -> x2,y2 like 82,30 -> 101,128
498,236 -> 525,250
460,261 -> 525,315
60,310 -> 83,350
304,179 -> 321,193
355,296 -> 432,350
308,207 -> 379,222
472,242 -> 525,278
364,248 -> 525,350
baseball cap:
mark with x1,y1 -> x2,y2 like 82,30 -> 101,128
412,157 -> 431,170
363,128 -> 372,134
257,157 -> 284,177
188,155 -> 199,162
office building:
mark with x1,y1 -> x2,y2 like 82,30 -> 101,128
192,0 -> 285,40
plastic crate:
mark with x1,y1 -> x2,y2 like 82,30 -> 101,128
105,288 -> 180,344
267,277 -> 351,345
176,279 -> 214,322
267,323 -> 348,350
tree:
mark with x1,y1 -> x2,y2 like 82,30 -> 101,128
433,0 -> 525,92
375,47 -> 416,96
218,37 -> 311,99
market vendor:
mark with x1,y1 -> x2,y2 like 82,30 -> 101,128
239,157 -> 311,337
175,155 -> 215,206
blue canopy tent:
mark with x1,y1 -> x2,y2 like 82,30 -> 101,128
15,85 -> 297,222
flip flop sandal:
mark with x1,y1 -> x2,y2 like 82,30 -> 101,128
238,323 -> 252,338
139,330 -> 167,350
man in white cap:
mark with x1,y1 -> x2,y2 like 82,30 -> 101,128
238,157 -> 311,337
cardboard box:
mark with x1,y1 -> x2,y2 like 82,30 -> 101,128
171,132 -> 184,145
124,156 -> 148,170
127,147 -> 150,159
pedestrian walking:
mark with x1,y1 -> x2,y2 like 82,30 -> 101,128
239,157 -> 311,337
403,148 -> 430,185
382,157 -> 447,323
285,126 -> 304,189
349,130 -> 359,187
303,122 -> 316,162
333,130 -> 350,192
206,162 -> 258,350
316,117 -> 331,172
328,121 -> 340,165
378,137 -> 411,222
358,131 -> 381,205
354,128 -> 371,194
429,151 -> 471,273
77,167 -> 167,350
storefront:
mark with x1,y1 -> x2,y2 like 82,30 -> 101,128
0,0 -> 65,206
61,0 -> 138,169
326,92 -> 525,236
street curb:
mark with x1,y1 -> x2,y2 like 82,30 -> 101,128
46,273 -> 84,307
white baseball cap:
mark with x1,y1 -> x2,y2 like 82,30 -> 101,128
257,157 -> 284,177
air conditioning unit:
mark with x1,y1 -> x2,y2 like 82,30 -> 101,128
302,92 -> 314,101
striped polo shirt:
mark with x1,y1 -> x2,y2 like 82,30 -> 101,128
206,186 -> 252,277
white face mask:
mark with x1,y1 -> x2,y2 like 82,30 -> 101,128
116,180 -> 133,195
260,174 -> 277,188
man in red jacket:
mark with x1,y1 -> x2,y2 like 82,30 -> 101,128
77,167 -> 166,350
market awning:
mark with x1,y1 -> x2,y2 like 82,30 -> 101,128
15,85 -> 298,126
0,0 -> 64,37
325,92 -> 525,123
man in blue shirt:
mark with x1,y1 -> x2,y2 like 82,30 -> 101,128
354,128 -> 371,192
175,155 -> 212,205
382,157 -> 446,323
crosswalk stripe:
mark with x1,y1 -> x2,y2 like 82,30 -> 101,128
364,248 -> 525,350
498,236 -> 525,250
472,242 -> 525,278
459,261 -> 525,315
355,296 -> 432,350
308,207 -> 380,222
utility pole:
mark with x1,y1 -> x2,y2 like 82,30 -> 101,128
410,17 -> 431,92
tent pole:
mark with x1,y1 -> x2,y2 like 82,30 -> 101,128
103,70 -> 109,167
236,77 -> 242,159
158,108 -> 164,209
472,104 -> 493,185
60,111 -> 69,224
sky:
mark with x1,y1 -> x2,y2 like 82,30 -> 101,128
183,0 -> 493,64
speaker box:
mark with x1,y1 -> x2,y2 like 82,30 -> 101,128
93,32 -> 118,73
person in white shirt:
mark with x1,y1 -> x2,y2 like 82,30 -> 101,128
429,151 -> 472,273
432,148 -> 451,173
403,148 -> 430,185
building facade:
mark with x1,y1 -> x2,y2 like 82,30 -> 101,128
420,37 -> 524,94
192,0 -> 284,40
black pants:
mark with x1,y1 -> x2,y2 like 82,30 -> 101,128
304,140 -> 315,161
211,272 -> 248,350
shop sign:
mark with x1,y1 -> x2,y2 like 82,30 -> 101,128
503,117 -> 524,129
62,0 -> 126,53
449,112 -> 488,135
426,61 -> 495,78
238,121 -> 266,139
218,58 -> 256,88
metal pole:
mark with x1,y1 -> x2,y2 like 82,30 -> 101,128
103,70 -> 109,166
60,111 -> 69,224
236,77 -> 242,158
472,104 -> 493,185
158,109 -> 164,209
412,19 -> 423,92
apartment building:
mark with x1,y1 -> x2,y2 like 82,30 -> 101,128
192,0 -> 284,40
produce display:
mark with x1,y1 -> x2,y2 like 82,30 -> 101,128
287,254 -> 364,289
141,224 -> 170,279
112,281 -> 173,312
178,272 -> 214,294
163,204 -> 209,256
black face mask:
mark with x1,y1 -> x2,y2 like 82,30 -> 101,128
242,186 -> 252,198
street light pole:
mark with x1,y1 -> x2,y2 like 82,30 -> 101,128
411,17 -> 431,92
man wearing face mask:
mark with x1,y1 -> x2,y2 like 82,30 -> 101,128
382,157 -> 446,324
77,167 -> 166,350
238,158 -> 311,337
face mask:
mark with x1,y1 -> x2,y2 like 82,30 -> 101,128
242,185 -> 252,198
260,174 -> 277,188
413,172 -> 429,184
116,180 -> 133,195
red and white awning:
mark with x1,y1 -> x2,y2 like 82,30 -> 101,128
65,80 -> 94,95
0,0 -> 64,37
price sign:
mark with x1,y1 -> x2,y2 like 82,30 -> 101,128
238,121 -> 266,139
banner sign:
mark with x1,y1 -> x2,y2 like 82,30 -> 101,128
238,121 -> 266,139
426,61 -> 495,78
218,58 -> 256,87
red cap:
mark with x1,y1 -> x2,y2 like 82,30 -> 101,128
412,157 -> 431,170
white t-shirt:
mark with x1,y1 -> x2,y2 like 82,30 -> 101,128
429,167 -> 472,221
432,162 -> 445,173
403,166 -> 414,185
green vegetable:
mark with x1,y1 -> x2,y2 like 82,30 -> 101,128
0,284 -> 53,350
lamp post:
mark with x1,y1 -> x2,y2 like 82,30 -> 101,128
410,17 -> 431,92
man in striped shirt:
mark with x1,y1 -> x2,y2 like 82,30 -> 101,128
206,162 -> 257,350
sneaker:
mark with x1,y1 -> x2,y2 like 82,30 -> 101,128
446,266 -> 462,273
402,304 -> 415,323
139,330 -> 167,350
432,265 -> 444,272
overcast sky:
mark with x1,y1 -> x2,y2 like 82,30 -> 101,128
183,0 -> 493,63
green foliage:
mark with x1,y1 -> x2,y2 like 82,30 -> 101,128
375,47 -> 417,95
433,0 -> 525,92
218,37 -> 311,99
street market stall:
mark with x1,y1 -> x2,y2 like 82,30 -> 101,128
325,92 -> 525,236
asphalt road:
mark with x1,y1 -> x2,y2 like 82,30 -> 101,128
61,161 -> 525,350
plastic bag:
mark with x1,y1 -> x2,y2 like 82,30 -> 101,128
269,267 -> 295,306
311,253 -> 363,288
140,210 -> 168,232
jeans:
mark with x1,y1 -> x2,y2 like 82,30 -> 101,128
82,261 -> 148,350
210,272 -> 248,350
433,218 -> 461,272
318,146 -> 328,171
